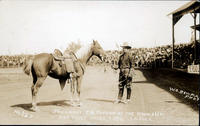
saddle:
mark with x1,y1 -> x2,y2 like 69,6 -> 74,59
52,49 -> 76,74
51,49 -> 85,90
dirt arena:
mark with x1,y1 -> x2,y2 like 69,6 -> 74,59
0,66 -> 198,125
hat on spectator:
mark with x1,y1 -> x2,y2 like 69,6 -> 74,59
120,42 -> 132,49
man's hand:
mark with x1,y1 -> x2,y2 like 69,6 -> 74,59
128,68 -> 135,78
111,64 -> 118,70
113,66 -> 118,70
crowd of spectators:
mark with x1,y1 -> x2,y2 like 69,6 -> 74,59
88,42 -> 199,69
0,55 -> 26,68
0,42 -> 199,69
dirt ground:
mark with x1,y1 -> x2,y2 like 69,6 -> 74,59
0,66 -> 199,125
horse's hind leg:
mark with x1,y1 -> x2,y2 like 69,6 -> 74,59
31,76 -> 46,111
31,74 -> 37,100
31,67 -> 37,109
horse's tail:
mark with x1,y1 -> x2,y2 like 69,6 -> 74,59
23,56 -> 33,75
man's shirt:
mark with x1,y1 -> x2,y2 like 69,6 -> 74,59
118,52 -> 134,69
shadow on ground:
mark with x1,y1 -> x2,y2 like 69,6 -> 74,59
133,81 -> 151,84
11,100 -> 71,112
87,98 -> 114,103
138,68 -> 199,112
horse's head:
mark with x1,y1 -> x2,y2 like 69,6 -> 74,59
90,40 -> 106,62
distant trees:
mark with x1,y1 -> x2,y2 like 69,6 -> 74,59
65,40 -> 82,53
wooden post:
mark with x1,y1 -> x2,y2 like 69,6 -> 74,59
172,16 -> 175,69
194,13 -> 197,64
199,13 -> 200,60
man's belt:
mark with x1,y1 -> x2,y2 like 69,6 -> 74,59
120,67 -> 130,69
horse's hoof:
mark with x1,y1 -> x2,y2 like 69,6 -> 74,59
30,106 -> 39,112
69,100 -> 74,104
77,102 -> 82,107
114,100 -> 121,104
74,99 -> 79,102
70,102 -> 76,107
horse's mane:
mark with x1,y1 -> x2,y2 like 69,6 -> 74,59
75,43 -> 92,59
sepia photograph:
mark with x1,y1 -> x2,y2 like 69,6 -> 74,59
0,0 -> 199,125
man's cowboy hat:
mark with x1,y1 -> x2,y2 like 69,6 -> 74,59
120,42 -> 132,49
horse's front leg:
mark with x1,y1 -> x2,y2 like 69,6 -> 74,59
70,76 -> 76,106
31,76 -> 46,112
76,76 -> 83,106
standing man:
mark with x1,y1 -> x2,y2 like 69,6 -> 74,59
114,42 -> 135,104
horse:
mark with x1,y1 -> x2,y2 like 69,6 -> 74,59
23,40 -> 106,111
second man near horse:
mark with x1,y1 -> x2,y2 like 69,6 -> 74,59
114,42 -> 135,104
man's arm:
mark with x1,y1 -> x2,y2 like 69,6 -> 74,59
129,53 -> 135,68
112,55 -> 120,70
128,54 -> 135,78
117,55 -> 122,69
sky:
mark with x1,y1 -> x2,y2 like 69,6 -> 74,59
0,0 -> 199,55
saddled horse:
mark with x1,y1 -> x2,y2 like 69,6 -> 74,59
23,40 -> 106,111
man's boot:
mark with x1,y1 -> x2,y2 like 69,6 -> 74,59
124,87 -> 131,104
114,88 -> 124,104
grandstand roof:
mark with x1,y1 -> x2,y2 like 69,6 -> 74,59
191,24 -> 200,31
168,1 -> 200,25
